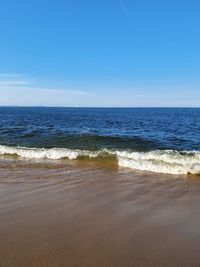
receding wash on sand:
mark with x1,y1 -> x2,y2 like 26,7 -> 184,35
1,160 -> 200,267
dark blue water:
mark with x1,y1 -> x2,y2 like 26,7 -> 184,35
0,107 -> 199,152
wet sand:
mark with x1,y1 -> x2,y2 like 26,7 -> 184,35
0,160 -> 200,267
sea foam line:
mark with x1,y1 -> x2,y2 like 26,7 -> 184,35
0,145 -> 100,160
0,145 -> 200,175
117,150 -> 200,175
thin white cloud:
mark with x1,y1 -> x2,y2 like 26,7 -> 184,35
0,84 -> 92,107
0,73 -> 28,87
0,80 -> 29,86
119,0 -> 133,25
0,73 -> 22,78
0,84 -> 200,107
0,73 -> 199,107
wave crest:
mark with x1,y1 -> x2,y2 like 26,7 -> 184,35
0,145 -> 101,160
0,145 -> 200,175
117,150 -> 200,175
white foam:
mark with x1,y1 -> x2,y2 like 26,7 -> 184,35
116,150 -> 200,175
0,145 -> 200,175
0,145 -> 100,160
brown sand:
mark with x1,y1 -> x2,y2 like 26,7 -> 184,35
0,160 -> 200,267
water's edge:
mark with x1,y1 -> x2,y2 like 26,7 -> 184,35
1,145 -> 200,175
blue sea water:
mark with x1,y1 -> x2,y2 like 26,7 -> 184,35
0,107 -> 199,151
0,107 -> 200,175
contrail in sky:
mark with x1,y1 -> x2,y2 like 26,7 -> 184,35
119,0 -> 133,25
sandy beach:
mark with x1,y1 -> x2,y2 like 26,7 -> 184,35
1,0 -> 200,264
0,160 -> 200,267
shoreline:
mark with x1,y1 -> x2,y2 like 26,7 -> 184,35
1,145 -> 200,176
1,162 -> 200,266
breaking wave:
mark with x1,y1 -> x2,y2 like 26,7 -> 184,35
0,145 -> 200,176
116,150 -> 200,175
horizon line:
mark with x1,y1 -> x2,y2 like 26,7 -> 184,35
0,105 -> 200,109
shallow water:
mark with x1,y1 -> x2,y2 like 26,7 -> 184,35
0,161 -> 200,267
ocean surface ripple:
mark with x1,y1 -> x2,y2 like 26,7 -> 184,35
0,107 -> 200,175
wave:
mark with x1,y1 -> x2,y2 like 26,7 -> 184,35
0,145 -> 200,176
116,150 -> 200,175
0,145 -> 101,160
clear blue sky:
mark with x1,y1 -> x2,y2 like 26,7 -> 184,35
0,0 -> 200,107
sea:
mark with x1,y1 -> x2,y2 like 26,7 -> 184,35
0,107 -> 200,175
